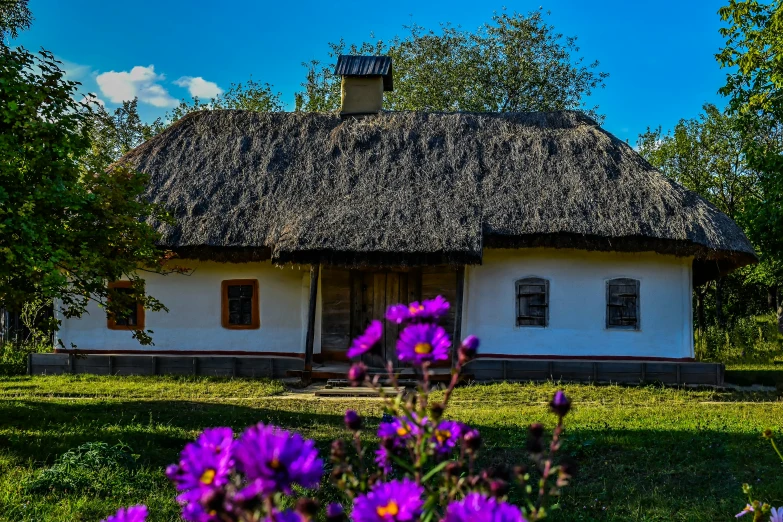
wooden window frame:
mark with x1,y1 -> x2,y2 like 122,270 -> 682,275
606,278 -> 640,330
515,277 -> 549,328
221,279 -> 260,330
107,280 -> 145,330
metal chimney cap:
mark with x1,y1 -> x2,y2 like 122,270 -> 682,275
334,55 -> 393,91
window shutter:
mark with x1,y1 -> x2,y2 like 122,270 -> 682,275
516,278 -> 549,327
606,278 -> 640,330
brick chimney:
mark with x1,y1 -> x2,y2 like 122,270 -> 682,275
334,55 -> 393,116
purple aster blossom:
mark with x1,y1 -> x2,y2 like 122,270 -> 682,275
101,505 -> 148,522
432,420 -> 464,456
233,423 -> 323,499
351,478 -> 425,522
326,503 -> 347,522
736,504 -> 754,518
167,427 -> 234,504
374,446 -> 393,474
181,501 -> 222,522
396,323 -> 451,365
770,507 -> 783,522
347,320 -> 382,358
264,510 -> 304,522
443,493 -> 526,522
386,296 -> 451,324
378,415 -> 424,440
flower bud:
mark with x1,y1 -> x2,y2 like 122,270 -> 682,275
528,422 -> 544,439
429,402 -> 445,421
326,503 -> 347,522
549,390 -> 571,417
348,363 -> 368,386
445,461 -> 464,477
763,428 -> 774,439
330,439 -> 346,462
463,428 -> 482,453
489,478 -> 510,497
296,498 -> 319,520
458,335 -> 480,364
344,409 -> 362,431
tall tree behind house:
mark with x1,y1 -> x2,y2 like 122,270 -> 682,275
637,104 -> 763,331
717,0 -> 783,333
295,10 -> 609,120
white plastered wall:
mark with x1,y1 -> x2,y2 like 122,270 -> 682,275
55,260 -> 318,354
462,248 -> 694,359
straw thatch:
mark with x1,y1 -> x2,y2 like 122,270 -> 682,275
121,110 -> 756,283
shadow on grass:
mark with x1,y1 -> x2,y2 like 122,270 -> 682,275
0,399 -> 780,521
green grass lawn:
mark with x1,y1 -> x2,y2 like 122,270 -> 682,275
0,376 -> 781,521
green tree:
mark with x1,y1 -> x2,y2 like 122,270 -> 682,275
0,48 -> 181,345
0,0 -> 31,44
151,78 -> 283,134
295,9 -> 609,119
717,0 -> 783,332
637,104 -> 765,335
84,98 -> 157,171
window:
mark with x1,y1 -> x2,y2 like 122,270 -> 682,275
107,281 -> 145,330
221,279 -> 259,329
606,278 -> 640,330
516,277 -> 549,327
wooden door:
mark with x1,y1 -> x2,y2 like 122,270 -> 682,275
351,270 -> 421,367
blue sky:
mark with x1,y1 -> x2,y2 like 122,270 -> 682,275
16,0 -> 731,143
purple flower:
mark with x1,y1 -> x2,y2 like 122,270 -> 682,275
396,323 -> 451,365
233,423 -> 323,499
432,420 -> 464,456
326,503 -> 347,522
181,501 -> 222,522
443,493 -> 526,522
101,505 -> 148,522
264,510 -> 304,522
770,507 -> 783,522
348,362 -> 368,385
167,427 -> 234,503
457,335 -> 480,364
347,320 -> 383,358
549,390 -> 571,417
736,504 -> 754,518
345,409 -> 362,431
351,479 -> 425,522
386,296 -> 450,324
375,446 -> 394,474
378,415 -> 424,440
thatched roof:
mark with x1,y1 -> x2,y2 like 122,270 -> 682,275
122,110 -> 756,284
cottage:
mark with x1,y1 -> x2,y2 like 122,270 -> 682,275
47,56 -> 756,382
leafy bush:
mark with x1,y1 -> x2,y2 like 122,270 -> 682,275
24,442 -> 139,496
0,340 -> 51,376
696,314 -> 783,363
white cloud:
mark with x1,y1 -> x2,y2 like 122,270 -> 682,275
96,65 -> 177,108
174,76 -> 223,98
59,58 -> 92,81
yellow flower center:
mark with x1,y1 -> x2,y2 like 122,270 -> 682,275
414,342 -> 432,354
199,468 -> 216,485
409,304 -> 424,314
435,430 -> 451,443
376,500 -> 400,517
396,426 -> 409,437
270,458 -> 281,470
